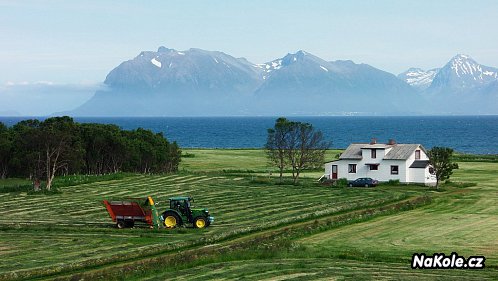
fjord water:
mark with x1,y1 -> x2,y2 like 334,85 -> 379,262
1,116 -> 497,154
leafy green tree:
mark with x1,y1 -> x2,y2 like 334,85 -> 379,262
80,123 -> 126,174
2,117 -> 181,183
38,117 -> 83,190
287,122 -> 330,184
0,123 -> 12,179
265,118 -> 293,182
10,119 -> 43,180
428,146 -> 459,189
265,118 -> 330,184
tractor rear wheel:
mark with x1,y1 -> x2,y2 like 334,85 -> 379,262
194,217 -> 207,229
163,212 -> 180,228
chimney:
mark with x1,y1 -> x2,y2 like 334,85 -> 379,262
388,139 -> 396,145
370,138 -> 377,145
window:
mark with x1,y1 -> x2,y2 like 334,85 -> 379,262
415,150 -> 421,160
348,164 -> 357,173
429,167 -> 435,175
371,149 -> 377,158
369,164 -> 378,171
391,165 -> 399,175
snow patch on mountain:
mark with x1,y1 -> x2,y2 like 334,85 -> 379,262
398,68 -> 439,90
151,58 -> 162,68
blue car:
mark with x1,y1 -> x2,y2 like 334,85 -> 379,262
348,177 -> 378,187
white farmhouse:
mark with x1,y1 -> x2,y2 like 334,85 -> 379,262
324,139 -> 436,185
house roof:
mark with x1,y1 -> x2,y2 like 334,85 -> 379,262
384,144 -> 421,159
338,143 -> 365,159
409,160 -> 430,168
337,143 -> 425,161
361,144 -> 394,149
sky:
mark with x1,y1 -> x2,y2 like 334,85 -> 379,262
1,0 -> 498,114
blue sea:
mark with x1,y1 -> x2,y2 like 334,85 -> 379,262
1,116 -> 498,154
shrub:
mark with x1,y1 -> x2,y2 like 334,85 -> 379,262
380,179 -> 400,186
336,178 -> 349,187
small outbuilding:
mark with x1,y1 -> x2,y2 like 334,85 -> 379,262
324,139 -> 436,185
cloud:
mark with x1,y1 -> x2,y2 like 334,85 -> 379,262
0,82 -> 106,116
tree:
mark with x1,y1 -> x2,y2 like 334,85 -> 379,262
265,118 -> 330,184
0,122 -> 12,179
427,146 -> 459,189
265,118 -> 293,182
287,122 -> 330,184
2,117 -> 182,182
38,117 -> 83,190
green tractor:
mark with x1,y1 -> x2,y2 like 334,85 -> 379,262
161,196 -> 214,229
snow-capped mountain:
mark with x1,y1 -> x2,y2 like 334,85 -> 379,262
400,54 -> 498,92
397,68 -> 439,90
396,54 -> 498,114
429,54 -> 498,91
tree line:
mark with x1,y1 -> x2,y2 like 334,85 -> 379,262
265,117 -> 330,184
0,117 -> 181,189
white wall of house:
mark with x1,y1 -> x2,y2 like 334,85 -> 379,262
325,159 -> 407,182
324,144 -> 436,185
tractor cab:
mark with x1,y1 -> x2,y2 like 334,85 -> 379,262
169,196 -> 193,220
162,196 -> 214,228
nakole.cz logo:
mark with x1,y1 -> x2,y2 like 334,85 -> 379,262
412,252 -> 485,269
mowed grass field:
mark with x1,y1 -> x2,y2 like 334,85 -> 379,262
0,149 -> 496,280
299,162 -> 498,262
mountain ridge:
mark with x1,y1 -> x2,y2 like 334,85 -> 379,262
71,47 -> 498,116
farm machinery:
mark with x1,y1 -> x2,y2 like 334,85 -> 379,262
103,196 -> 214,229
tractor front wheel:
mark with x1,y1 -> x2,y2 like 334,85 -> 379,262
163,213 -> 180,228
194,217 -> 207,229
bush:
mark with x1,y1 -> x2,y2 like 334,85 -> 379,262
0,184 -> 33,193
380,179 -> 400,186
336,178 -> 349,187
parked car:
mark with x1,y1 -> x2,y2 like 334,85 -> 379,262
348,177 -> 378,187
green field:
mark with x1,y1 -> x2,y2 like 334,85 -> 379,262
0,150 -> 496,280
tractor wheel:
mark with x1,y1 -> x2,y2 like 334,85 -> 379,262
125,220 -> 135,228
365,184 -> 369,188
194,217 -> 207,229
163,212 -> 180,228
349,183 -> 353,187
116,220 -> 126,229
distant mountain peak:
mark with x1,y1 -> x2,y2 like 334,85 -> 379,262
428,54 -> 498,90
398,68 -> 439,90
157,46 -> 175,53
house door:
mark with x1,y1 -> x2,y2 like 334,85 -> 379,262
331,165 -> 338,179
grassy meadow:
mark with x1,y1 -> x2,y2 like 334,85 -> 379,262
0,149 -> 496,280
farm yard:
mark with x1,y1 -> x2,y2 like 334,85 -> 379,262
0,150 -> 497,280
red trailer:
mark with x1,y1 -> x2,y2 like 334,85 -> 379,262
103,197 -> 161,228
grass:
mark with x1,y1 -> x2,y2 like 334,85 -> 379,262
180,148 -> 341,177
297,162 -> 498,265
0,174 -> 423,279
0,149 -> 496,280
